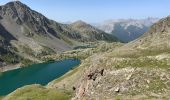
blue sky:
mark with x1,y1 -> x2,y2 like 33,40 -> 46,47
0,0 -> 170,23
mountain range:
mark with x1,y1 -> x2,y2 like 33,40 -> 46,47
0,1 -> 118,67
1,1 -> 170,100
94,18 -> 159,42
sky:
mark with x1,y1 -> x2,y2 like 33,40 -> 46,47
0,0 -> 170,23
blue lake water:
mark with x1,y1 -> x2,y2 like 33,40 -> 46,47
0,59 -> 80,95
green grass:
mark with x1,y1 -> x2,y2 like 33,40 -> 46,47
113,48 -> 170,59
20,58 -> 34,67
53,66 -> 79,84
4,85 -> 72,100
0,96 -> 4,100
115,95 -> 122,100
36,46 -> 56,58
0,53 -> 20,64
59,33 -> 73,45
147,77 -> 167,93
114,57 -> 170,69
19,45 -> 35,57
139,48 -> 170,57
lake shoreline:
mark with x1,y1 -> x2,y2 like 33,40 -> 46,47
0,63 -> 21,73
0,58 -> 80,73
0,59 -> 80,96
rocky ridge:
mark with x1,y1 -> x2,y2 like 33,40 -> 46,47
0,1 -> 118,68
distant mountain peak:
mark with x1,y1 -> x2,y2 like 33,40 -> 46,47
73,20 -> 86,24
94,18 -> 159,42
1,1 -> 32,21
4,1 -> 27,9
0,0 -> 50,30
129,15 -> 170,50
68,20 -> 119,42
0,0 -> 118,55
6,1 -> 22,4
71,20 -> 89,27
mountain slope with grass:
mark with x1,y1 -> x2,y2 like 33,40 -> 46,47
46,16 -> 170,99
67,20 -> 118,42
3,1 -> 170,100
1,2 -> 168,99
0,1 -> 118,68
4,17 -> 170,99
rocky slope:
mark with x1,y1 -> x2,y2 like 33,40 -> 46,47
95,18 -> 159,42
0,1 -> 118,68
68,20 -> 118,42
45,16 -> 170,100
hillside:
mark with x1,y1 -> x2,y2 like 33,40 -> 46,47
46,16 -> 170,99
3,15 -> 170,99
68,20 -> 118,42
0,1 -> 118,68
